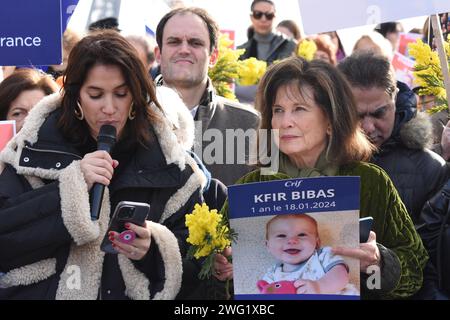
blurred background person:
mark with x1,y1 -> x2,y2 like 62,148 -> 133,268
0,30 -> 206,300
323,31 -> 346,62
0,68 -> 59,132
88,16 -> 121,33
1,67 -> 16,80
338,53 -> 449,224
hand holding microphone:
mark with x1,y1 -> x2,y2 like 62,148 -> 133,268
80,125 -> 117,220
80,152 -> 117,190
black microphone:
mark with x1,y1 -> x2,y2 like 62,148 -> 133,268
90,125 -> 117,221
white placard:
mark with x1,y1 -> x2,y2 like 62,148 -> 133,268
299,0 -> 450,34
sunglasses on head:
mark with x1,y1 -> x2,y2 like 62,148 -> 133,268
252,10 -> 275,20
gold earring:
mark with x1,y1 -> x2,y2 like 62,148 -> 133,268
128,102 -> 136,120
75,101 -> 84,120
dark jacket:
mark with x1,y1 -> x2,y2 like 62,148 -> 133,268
372,83 -> 449,223
0,90 -> 207,300
238,31 -> 296,65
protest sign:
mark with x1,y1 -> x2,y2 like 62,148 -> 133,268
61,0 -> 79,33
0,0 -> 62,66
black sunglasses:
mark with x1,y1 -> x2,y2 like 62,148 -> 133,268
252,10 -> 275,20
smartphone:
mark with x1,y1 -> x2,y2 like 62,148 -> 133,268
359,217 -> 373,243
100,201 -> 150,254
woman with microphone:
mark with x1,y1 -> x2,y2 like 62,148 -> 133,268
0,30 -> 207,300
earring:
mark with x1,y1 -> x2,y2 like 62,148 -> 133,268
75,101 -> 84,120
128,102 -> 136,120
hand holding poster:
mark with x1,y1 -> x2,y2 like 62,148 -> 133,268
228,176 -> 361,300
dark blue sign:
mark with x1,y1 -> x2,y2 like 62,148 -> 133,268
228,176 -> 360,219
0,0 -> 62,66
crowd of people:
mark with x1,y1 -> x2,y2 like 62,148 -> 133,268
0,0 -> 449,300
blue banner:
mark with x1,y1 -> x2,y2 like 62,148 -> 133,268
61,0 -> 79,33
228,176 -> 360,219
0,0 -> 62,66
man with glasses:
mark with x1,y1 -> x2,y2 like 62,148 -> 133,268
238,0 -> 296,65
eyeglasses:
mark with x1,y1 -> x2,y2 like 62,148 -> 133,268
251,10 -> 275,20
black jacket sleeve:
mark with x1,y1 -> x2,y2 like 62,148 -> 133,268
0,166 -> 72,271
